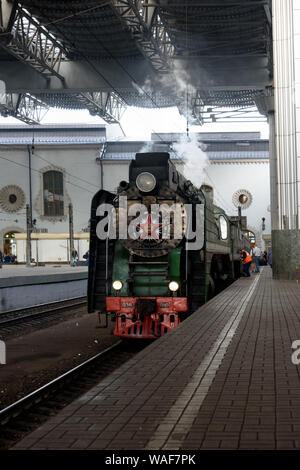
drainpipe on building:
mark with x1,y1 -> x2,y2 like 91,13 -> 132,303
97,143 -> 107,189
26,204 -> 31,267
27,145 -> 33,224
69,203 -> 74,266
238,206 -> 242,231
27,145 -> 33,264
36,238 -> 39,267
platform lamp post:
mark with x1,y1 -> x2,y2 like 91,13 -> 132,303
32,218 -> 38,266
238,206 -> 242,231
69,203 -> 74,266
26,204 -> 31,267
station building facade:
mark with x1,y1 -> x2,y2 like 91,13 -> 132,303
0,124 -> 105,263
0,125 -> 270,263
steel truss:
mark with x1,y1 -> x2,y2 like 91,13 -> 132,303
112,0 -> 175,73
201,106 -> 267,124
112,2 -> 203,122
0,2 -> 66,81
0,3 -> 127,124
177,90 -> 204,126
0,93 -> 49,124
111,3 -> 204,122
191,91 -> 204,125
75,91 -> 127,124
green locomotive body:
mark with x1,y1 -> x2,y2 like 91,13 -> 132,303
88,152 -> 249,338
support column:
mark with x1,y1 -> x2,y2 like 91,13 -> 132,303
272,0 -> 300,279
268,110 -> 279,231
254,88 -> 278,230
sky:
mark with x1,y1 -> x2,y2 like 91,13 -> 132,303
0,105 -> 269,141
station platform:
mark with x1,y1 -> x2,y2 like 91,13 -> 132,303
0,265 -> 88,313
13,268 -> 300,450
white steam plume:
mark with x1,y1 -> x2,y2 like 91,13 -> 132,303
172,134 -> 209,188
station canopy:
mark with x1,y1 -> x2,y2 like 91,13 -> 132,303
0,1 -> 272,124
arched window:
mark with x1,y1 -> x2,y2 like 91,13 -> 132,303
219,215 -> 228,240
43,171 -> 64,216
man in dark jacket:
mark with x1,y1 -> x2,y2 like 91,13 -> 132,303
239,249 -> 252,277
83,250 -> 89,266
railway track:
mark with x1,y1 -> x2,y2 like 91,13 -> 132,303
0,297 -> 87,337
0,339 -> 148,450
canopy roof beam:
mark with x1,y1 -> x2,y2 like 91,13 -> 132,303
74,91 -> 127,124
111,0 -> 175,73
0,2 -> 67,81
0,92 -> 49,124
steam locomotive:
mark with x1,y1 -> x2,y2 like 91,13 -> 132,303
88,153 -> 249,339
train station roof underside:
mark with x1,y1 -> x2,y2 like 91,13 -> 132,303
0,1 -> 272,125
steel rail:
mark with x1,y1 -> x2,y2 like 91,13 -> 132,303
0,341 -> 122,426
0,296 -> 87,327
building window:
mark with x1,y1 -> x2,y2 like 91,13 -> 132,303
43,171 -> 64,216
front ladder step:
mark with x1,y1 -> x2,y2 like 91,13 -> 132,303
129,261 -> 168,265
132,271 -> 168,276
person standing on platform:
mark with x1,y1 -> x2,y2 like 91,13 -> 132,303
262,251 -> 268,265
239,249 -> 252,277
252,244 -> 261,273
83,250 -> 89,266
250,246 -> 256,273
71,248 -> 78,267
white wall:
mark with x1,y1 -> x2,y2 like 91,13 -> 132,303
102,161 -> 130,192
31,239 -> 70,263
16,238 -> 90,263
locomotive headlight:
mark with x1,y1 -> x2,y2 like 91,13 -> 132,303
169,281 -> 179,292
112,280 -> 123,291
136,172 -> 156,192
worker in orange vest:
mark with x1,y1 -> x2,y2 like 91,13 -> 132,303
239,249 -> 252,277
